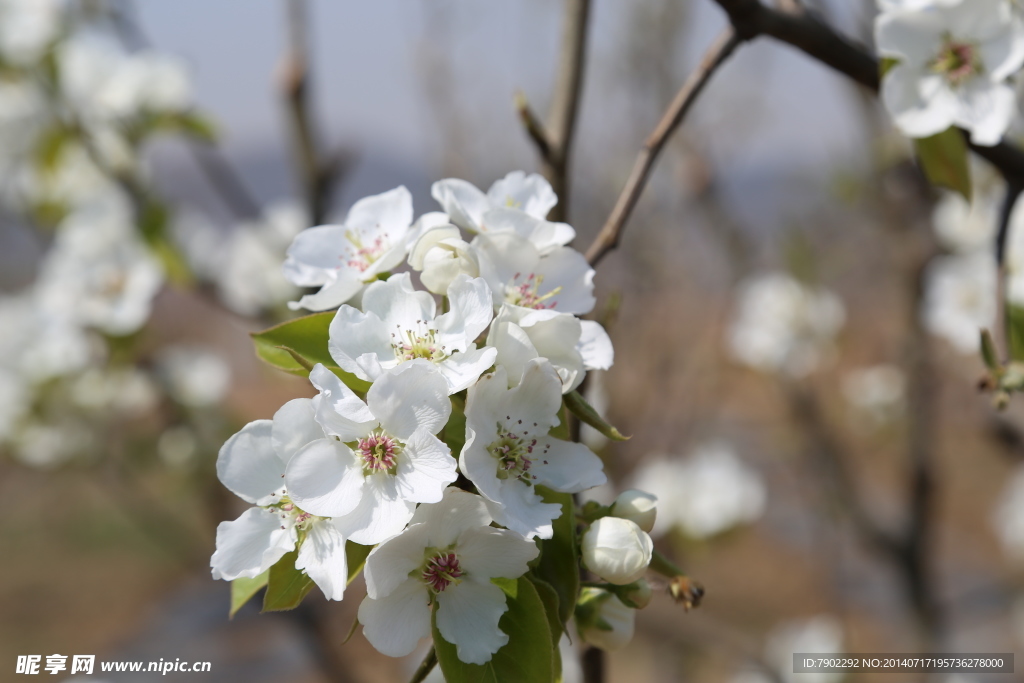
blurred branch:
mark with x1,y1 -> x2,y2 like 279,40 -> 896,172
996,180 -> 1024,359
280,0 -> 348,224
408,647 -> 437,683
585,29 -> 740,266
188,143 -> 263,220
518,0 -> 592,223
708,0 -> 1024,184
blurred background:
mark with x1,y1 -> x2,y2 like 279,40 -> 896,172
1,0 -> 1022,681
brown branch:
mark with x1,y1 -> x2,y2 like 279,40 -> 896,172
585,29 -> 740,266
709,0 -> 1024,183
519,0 -> 592,224
996,180 -> 1024,359
280,0 -> 343,224
188,142 -> 263,220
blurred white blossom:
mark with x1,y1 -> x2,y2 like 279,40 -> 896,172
841,364 -> 906,424
633,441 -> 766,539
155,346 -> 231,408
729,272 -> 845,377
921,253 -> 995,353
993,464 -> 1024,560
733,615 -> 844,683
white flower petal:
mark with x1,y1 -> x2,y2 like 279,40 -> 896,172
345,186 -> 413,238
217,420 -> 284,505
456,526 -> 539,579
328,305 -> 393,380
333,474 -> 417,545
395,429 -> 458,503
282,225 -> 346,287
363,523 -> 433,599
437,346 -> 498,394
290,273 -> 364,312
486,171 -> 557,221
367,361 -> 451,438
271,397 -> 324,461
578,320 -> 614,371
358,579 -> 432,658
309,364 -> 377,440
435,579 -> 510,665
432,178 -> 489,232
296,520 -> 349,601
409,487 -> 492,547
502,359 -> 564,432
211,507 -> 296,580
531,437 -> 607,492
436,275 -> 494,349
285,438 -> 365,517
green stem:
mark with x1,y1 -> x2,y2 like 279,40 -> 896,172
409,646 -> 438,683
649,548 -> 686,578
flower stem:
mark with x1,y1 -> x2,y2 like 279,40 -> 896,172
409,646 -> 438,683
649,549 -> 685,578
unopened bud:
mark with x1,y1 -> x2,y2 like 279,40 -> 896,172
575,587 -> 635,651
582,517 -> 653,585
615,578 -> 653,609
611,489 -> 657,533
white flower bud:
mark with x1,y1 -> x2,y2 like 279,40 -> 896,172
577,588 -> 635,651
581,517 -> 653,585
611,489 -> 657,533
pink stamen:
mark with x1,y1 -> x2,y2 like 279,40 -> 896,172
422,552 -> 463,592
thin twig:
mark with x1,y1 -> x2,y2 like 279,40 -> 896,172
281,0 -> 342,224
585,28 -> 740,266
519,0 -> 592,223
996,180 -> 1024,359
409,647 -> 438,683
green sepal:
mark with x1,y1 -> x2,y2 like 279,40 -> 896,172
912,126 -> 972,201
564,390 -> 629,441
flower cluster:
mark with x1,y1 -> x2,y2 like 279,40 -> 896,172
212,172 -> 660,667
875,0 -> 1024,146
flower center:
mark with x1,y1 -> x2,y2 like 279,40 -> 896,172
270,497 -> 320,532
422,551 -> 463,592
356,430 -> 402,473
342,229 -> 388,273
931,35 -> 982,87
390,322 -> 448,363
503,195 -> 522,210
487,423 -> 538,482
506,271 -> 561,310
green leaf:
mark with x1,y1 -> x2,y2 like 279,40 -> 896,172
528,575 -> 563,647
346,541 -> 372,584
433,576 -> 554,683
912,127 -> 972,201
981,328 -> 1000,371
443,393 -> 468,457
262,550 -> 316,612
533,487 -> 579,629
251,312 -> 371,392
564,391 -> 629,441
1008,306 -> 1024,361
230,571 -> 268,618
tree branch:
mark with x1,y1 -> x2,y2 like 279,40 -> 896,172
585,28 -> 740,266
408,647 -> 438,683
996,179 -> 1024,359
519,0 -> 592,223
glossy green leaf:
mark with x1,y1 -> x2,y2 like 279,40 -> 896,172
346,541 -> 372,584
229,571 -> 268,618
533,487 -> 579,628
1008,306 -> 1024,362
564,391 -> 629,441
262,550 -> 315,612
443,393 -> 468,458
251,312 -> 371,392
433,576 -> 554,683
528,575 -> 564,651
913,127 -> 972,201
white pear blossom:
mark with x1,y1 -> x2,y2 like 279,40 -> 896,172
155,346 -> 231,408
0,0 -> 61,66
328,272 -> 497,395
0,369 -> 28,441
581,516 -> 653,585
36,193 -> 163,336
357,487 -> 539,665
932,190 -> 998,254
285,363 -> 456,544
474,232 -> 595,315
576,587 -> 636,652
408,224 -> 480,295
921,252 -> 995,353
487,304 -> 613,393
211,398 -> 352,601
431,171 -> 575,251
284,186 -> 415,311
69,366 -> 159,417
610,490 -> 658,533
875,0 -> 1024,145
461,360 -> 607,539
993,464 -> 1024,560
633,442 -> 766,539
729,272 -> 845,377
841,364 -> 906,424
